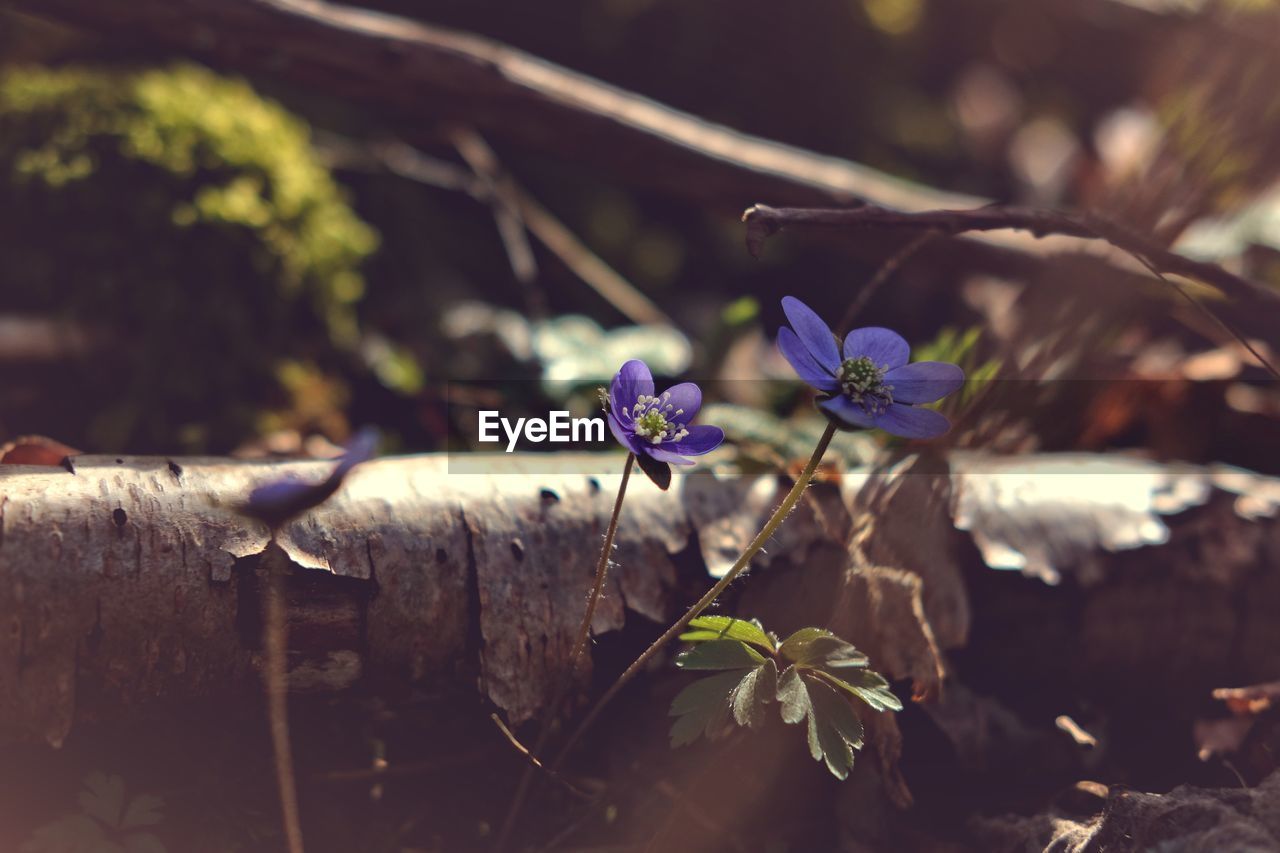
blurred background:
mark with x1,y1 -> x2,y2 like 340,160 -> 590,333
0,0 -> 1276,473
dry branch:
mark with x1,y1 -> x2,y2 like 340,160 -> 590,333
742,203 -> 1280,321
6,0 -> 976,211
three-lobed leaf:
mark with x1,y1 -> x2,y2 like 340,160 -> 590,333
671,616 -> 901,780
807,679 -> 859,779
777,666 -> 866,780
810,678 -> 865,752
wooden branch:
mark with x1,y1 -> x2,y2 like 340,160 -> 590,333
742,203 -> 1279,312
6,0 -> 978,212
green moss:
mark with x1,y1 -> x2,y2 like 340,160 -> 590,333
0,64 -> 378,450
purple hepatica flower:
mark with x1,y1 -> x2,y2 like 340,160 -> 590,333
241,427 -> 379,529
607,360 -> 724,469
777,296 -> 964,439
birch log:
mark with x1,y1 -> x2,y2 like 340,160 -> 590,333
0,453 -> 823,747
4,449 -> 1280,755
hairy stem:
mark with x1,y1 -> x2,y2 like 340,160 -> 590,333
550,422 -> 838,771
564,453 -> 636,681
494,452 -> 635,850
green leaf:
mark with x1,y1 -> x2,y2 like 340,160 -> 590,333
777,669 -> 867,780
808,680 -> 857,780
731,658 -> 777,729
776,665 -> 811,725
816,668 -> 903,713
809,679 -> 865,751
675,639 -> 766,671
669,670 -> 750,747
680,616 -> 776,653
778,627 -> 868,669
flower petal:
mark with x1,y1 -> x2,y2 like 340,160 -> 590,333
883,362 -> 965,404
646,446 -> 697,466
842,327 -> 909,369
246,477 -> 316,513
871,404 -> 951,439
818,396 -> 877,430
668,424 -> 724,456
660,382 -> 702,424
819,398 -> 951,439
778,327 -> 839,392
611,359 -> 654,414
334,427 -> 379,477
606,411 -> 635,452
781,296 -> 840,370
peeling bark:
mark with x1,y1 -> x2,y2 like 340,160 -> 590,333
0,454 -> 808,746
4,448 -> 1280,772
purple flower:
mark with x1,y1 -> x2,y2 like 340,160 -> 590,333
777,296 -> 964,439
607,360 -> 724,466
241,427 -> 380,528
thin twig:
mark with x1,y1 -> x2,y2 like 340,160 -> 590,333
835,230 -> 938,336
342,133 -> 672,328
550,422 -> 839,772
496,453 -> 636,849
506,186 -> 673,327
316,132 -> 481,195
262,544 -> 306,853
744,203 -> 1280,380
449,127 -> 545,314
490,714 -> 591,799
1132,254 -> 1280,381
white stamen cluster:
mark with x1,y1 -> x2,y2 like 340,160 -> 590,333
839,356 -> 894,415
630,391 -> 689,445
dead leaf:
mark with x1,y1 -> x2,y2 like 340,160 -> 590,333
0,435 -> 80,466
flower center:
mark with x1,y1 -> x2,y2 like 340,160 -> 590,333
630,392 -> 690,445
838,356 -> 894,414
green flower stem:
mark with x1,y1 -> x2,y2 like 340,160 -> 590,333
495,452 -> 635,851
550,420 -> 838,771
